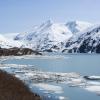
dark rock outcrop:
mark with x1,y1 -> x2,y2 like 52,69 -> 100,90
0,47 -> 42,56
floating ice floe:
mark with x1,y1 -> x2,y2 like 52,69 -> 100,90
32,83 -> 63,94
58,96 -> 66,100
84,76 -> 100,80
85,86 -> 100,94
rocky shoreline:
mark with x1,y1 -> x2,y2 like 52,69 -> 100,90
0,47 -> 42,56
0,70 -> 41,100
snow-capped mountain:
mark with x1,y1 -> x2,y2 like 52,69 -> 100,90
14,20 -> 92,52
63,25 -> 100,53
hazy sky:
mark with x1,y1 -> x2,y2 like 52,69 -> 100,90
0,0 -> 100,33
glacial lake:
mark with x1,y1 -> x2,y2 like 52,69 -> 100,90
1,54 -> 100,100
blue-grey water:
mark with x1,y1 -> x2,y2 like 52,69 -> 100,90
3,54 -> 100,100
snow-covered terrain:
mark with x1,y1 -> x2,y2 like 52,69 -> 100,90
3,33 -> 19,41
0,33 -> 23,48
0,34 -> 18,48
63,25 -> 100,53
13,20 -> 92,52
0,34 -> 11,48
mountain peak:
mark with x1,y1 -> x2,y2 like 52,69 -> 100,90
40,19 -> 53,27
37,20 -> 53,32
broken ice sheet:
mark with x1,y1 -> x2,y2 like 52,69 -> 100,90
1,63 -> 100,99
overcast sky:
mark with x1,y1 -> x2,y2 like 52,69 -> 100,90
0,0 -> 100,33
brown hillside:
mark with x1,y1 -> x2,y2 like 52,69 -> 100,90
0,70 -> 41,100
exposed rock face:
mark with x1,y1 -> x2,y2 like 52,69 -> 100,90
0,47 -> 42,56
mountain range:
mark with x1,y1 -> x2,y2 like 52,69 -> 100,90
1,20 -> 100,53
63,25 -> 100,53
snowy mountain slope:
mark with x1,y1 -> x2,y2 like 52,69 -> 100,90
3,33 -> 19,40
66,21 -> 92,34
0,34 -> 12,48
63,25 -> 100,53
0,34 -> 23,48
14,20 -> 92,52
15,20 -> 72,41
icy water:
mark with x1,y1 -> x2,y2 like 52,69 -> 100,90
0,54 -> 100,100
